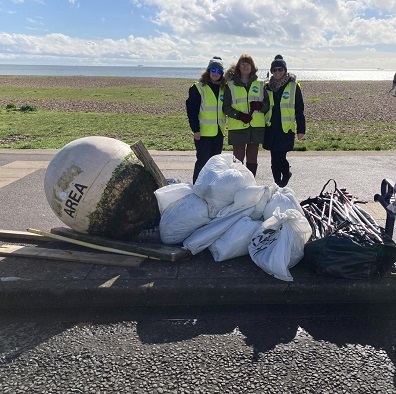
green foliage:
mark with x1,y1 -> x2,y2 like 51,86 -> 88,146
19,104 -> 37,112
5,103 -> 37,112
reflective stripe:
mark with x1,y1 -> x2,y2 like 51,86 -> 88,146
228,81 -> 237,104
195,82 -> 226,136
248,80 -> 264,101
265,81 -> 297,133
200,118 -> 226,124
227,80 -> 265,130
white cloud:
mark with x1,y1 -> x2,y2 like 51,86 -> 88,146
0,0 -> 395,69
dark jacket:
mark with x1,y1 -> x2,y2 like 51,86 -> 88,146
263,75 -> 306,152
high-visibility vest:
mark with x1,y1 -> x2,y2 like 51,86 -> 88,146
227,80 -> 265,130
265,81 -> 298,134
195,82 -> 226,136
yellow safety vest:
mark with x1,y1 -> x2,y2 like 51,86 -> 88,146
227,80 -> 265,130
265,81 -> 298,134
195,82 -> 226,136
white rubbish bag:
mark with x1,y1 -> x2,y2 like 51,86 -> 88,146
248,207 -> 312,281
159,193 -> 211,245
249,184 -> 276,220
209,216 -> 262,261
183,207 -> 254,255
216,186 -> 264,218
154,182 -> 193,214
263,185 -> 304,220
193,154 -> 255,218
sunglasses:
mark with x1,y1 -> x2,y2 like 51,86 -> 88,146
272,67 -> 284,73
211,68 -> 224,75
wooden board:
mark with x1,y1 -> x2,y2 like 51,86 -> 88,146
50,227 -> 191,262
0,244 -> 143,267
0,229 -> 53,242
131,140 -> 168,188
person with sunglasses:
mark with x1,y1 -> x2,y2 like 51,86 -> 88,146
222,54 -> 269,177
186,56 -> 226,184
263,54 -> 306,187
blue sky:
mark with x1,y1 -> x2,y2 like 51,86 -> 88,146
0,0 -> 395,70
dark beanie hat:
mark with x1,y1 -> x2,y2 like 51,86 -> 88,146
270,54 -> 287,72
207,56 -> 224,71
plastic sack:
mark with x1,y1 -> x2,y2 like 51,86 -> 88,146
216,186 -> 264,218
154,182 -> 193,214
263,185 -> 303,220
183,207 -> 254,255
248,207 -> 312,281
159,193 -> 211,245
301,231 -> 396,280
250,184 -> 277,220
193,154 -> 256,218
209,216 -> 262,261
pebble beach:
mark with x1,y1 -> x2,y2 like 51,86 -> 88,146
0,76 -> 395,122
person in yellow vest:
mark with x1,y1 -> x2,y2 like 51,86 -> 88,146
264,54 -> 305,187
186,56 -> 226,183
222,54 -> 269,177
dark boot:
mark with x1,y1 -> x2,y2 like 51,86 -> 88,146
246,162 -> 258,177
271,166 -> 282,186
279,167 -> 292,187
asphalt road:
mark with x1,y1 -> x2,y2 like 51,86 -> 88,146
1,305 -> 396,393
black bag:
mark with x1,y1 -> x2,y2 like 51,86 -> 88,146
302,230 -> 396,280
300,179 -> 396,280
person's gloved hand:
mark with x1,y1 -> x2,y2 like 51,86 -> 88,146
250,101 -> 263,112
238,113 -> 252,124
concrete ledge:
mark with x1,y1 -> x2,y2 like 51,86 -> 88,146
0,257 -> 395,309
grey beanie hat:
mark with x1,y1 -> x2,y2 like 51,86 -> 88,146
270,54 -> 287,72
207,56 -> 224,71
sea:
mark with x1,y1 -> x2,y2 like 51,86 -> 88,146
0,64 -> 394,81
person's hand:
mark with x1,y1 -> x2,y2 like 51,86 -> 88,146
194,131 -> 201,140
250,101 -> 263,112
238,113 -> 252,124
297,133 -> 304,141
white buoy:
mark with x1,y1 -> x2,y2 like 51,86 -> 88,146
44,136 -> 160,239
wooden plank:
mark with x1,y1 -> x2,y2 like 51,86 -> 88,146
28,228 -> 160,260
50,227 -> 191,262
131,140 -> 168,188
0,229 -> 53,242
0,244 -> 143,267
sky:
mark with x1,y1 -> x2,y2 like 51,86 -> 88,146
0,0 -> 396,70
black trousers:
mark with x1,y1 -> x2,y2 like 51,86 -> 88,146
193,130 -> 224,184
270,150 -> 289,185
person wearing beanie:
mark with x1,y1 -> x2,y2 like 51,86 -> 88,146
207,56 -> 224,72
186,56 -> 226,183
263,54 -> 306,187
222,54 -> 270,177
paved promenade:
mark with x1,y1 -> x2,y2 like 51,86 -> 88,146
0,149 -> 394,309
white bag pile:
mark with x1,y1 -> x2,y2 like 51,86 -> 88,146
154,154 -> 312,281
